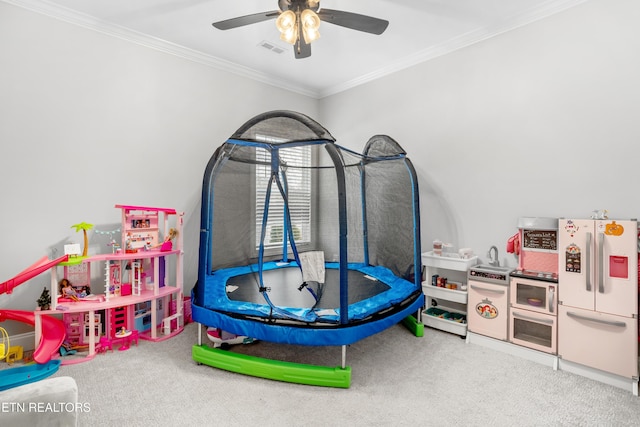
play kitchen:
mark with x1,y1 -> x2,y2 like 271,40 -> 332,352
427,213 -> 639,394
557,217 -> 638,379
467,262 -> 513,341
466,218 -> 561,355
509,217 -> 559,354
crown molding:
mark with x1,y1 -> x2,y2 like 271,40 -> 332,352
2,0 -> 319,98
5,0 -> 589,100
319,0 -> 589,98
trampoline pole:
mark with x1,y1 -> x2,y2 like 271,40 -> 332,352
341,345 -> 347,369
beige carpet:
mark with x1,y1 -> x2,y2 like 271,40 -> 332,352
41,321 -> 640,426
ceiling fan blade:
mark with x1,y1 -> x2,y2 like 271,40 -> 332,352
317,9 -> 389,35
294,37 -> 311,59
212,11 -> 279,30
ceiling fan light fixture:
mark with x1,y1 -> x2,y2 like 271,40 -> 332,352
214,0 -> 389,59
300,9 -> 321,43
276,10 -> 298,44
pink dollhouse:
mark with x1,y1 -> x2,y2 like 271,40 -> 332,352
34,205 -> 184,364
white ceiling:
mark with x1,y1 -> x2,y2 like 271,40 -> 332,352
8,0 -> 587,98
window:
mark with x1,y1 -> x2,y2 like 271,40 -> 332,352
255,137 -> 312,250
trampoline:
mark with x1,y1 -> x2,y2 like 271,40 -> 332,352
192,110 -> 423,387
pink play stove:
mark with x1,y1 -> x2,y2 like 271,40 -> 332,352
515,217 -> 559,278
509,217 -> 559,354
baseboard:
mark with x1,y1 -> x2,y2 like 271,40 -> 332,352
466,332 -> 639,395
558,359 -> 639,396
465,332 -> 558,368
7,332 -> 36,352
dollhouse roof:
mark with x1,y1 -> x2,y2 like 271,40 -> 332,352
115,205 -> 177,214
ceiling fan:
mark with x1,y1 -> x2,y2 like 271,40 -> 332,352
212,0 -> 389,59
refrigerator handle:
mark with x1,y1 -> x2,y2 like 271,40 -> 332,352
585,232 -> 592,292
598,232 -> 605,294
566,310 -> 626,328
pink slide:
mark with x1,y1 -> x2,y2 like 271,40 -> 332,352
0,254 -> 68,295
0,254 -> 70,363
0,309 -> 66,364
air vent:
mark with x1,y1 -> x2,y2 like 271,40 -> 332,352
258,40 -> 286,54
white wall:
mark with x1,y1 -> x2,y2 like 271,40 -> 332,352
0,2 -> 317,332
320,0 -> 640,267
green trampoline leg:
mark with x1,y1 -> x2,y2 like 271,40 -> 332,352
402,314 -> 424,337
192,344 -> 351,388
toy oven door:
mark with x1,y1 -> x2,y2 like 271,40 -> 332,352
509,308 -> 557,354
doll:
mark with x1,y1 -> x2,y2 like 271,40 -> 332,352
160,228 -> 178,252
59,278 -> 78,301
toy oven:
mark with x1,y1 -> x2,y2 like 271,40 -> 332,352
509,307 -> 558,354
509,275 -> 558,354
510,275 -> 556,316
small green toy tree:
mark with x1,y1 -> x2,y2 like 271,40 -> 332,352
37,287 -> 51,310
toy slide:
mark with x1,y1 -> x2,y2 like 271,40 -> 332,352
0,254 -> 69,295
0,310 -> 66,364
0,255 -> 70,365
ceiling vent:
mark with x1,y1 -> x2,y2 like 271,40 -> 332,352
258,40 -> 286,54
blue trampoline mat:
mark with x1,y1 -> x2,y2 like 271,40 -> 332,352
200,262 -> 418,324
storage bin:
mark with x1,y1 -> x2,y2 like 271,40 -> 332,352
445,312 -> 466,323
425,307 -> 449,318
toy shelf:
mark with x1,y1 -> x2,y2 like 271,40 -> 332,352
422,251 -> 478,270
42,286 -> 179,314
422,250 -> 478,337
87,249 -> 181,262
423,286 -> 468,304
422,307 -> 467,336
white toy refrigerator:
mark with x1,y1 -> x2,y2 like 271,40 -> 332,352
557,218 -> 638,380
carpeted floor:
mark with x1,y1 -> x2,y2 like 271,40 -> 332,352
43,321 -> 640,426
